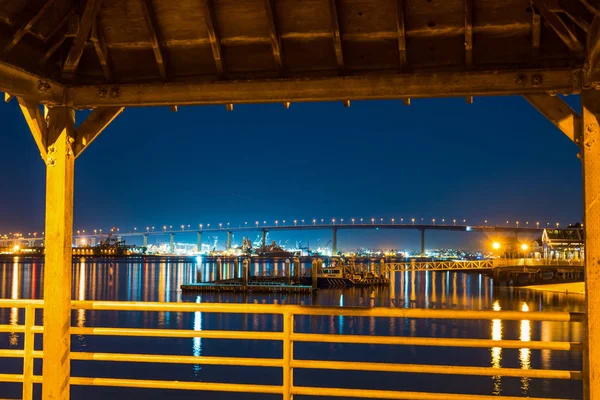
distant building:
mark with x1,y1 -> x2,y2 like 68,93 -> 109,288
541,228 -> 584,260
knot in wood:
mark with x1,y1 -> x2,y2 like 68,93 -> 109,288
97,88 -> 107,99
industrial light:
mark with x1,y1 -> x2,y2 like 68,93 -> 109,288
492,242 -> 501,250
521,243 -> 529,251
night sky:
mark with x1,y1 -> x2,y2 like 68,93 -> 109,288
0,95 -> 583,250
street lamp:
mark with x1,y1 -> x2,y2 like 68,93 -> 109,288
536,222 -> 539,229
275,220 -> 279,227
219,223 -> 223,229
282,220 -> 286,226
301,219 -> 304,225
391,218 -> 395,225
313,219 -> 316,225
453,219 -> 456,226
521,243 -> 529,251
492,242 -> 501,250
352,218 -> 355,225
200,224 -> 203,230
411,218 -> 415,225
556,222 -> 560,228
516,221 -> 519,229
332,218 -> 336,225
432,218 -> 436,225
360,218 -> 363,224
371,218 -> 375,225
294,220 -> 297,226
256,221 -> 259,227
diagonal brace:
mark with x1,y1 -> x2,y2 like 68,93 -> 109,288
74,107 -> 124,158
17,97 -> 48,160
524,94 -> 582,146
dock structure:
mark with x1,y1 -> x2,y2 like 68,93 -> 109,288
0,1 -> 599,399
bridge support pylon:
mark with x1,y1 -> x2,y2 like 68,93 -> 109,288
197,231 -> 202,253
169,233 -> 175,253
420,228 -> 425,257
227,231 -> 232,250
332,228 -> 337,255
143,234 -> 148,248
261,229 -> 266,250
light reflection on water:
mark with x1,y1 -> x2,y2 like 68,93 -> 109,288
0,257 -> 585,399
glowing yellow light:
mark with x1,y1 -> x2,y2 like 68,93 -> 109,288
12,245 -> 20,253
521,243 -> 529,251
492,242 -> 501,250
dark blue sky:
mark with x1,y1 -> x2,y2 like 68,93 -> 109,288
0,95 -> 582,249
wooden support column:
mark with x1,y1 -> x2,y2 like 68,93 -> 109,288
582,89 -> 600,400
42,106 -> 76,400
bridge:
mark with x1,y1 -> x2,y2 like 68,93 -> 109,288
2,223 -> 544,256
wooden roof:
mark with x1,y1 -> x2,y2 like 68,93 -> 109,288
0,0 -> 598,107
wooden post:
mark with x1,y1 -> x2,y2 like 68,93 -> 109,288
582,89 -> 600,400
285,258 -> 291,284
242,258 -> 249,288
43,106 -> 75,400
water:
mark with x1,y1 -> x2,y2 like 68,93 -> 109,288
0,257 -> 584,399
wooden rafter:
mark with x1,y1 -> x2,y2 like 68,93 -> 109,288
44,6 -> 73,43
140,0 -> 167,80
396,0 -> 407,70
264,0 -> 283,73
329,0 -> 344,72
64,68 -> 581,108
17,97 -> 48,160
532,0 -> 584,53
464,0 -> 473,67
524,94 -> 582,145
580,0 -> 600,16
588,16 -> 600,84
40,26 -> 67,66
90,17 -> 111,81
201,0 -> 224,76
532,3 -> 541,65
1,0 -> 57,59
557,0 -> 592,32
62,0 -> 103,79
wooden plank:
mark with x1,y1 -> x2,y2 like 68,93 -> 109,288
0,60 -> 64,103
62,0 -> 103,79
1,0 -> 57,59
465,0 -> 473,67
524,94 -> 582,145
532,0 -> 584,53
581,89 -> 600,400
42,106 -> 75,400
201,0 -> 224,76
140,0 -> 166,79
532,6 -> 541,65
17,97 -> 48,160
74,106 -> 124,158
396,0 -> 407,70
264,0 -> 283,73
329,0 -> 344,72
66,68 -> 582,108
90,17 -> 111,81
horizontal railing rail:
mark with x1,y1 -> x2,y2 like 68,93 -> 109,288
0,299 -> 584,400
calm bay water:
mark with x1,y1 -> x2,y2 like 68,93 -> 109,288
0,257 -> 584,399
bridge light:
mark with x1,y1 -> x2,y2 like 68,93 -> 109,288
256,221 -> 259,227
371,218 -> 375,224
536,222 -> 539,228
556,222 -> 560,228
294,220 -> 297,226
432,219 -> 436,225
391,218 -> 395,224
275,220 -> 279,226
492,242 -> 501,250
411,218 -> 415,225
313,219 -> 316,225
332,218 -> 336,225
352,218 -> 355,225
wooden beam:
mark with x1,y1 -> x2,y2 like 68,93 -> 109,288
532,5 -> 541,65
1,0 -> 57,59
396,0 -> 407,70
0,60 -> 64,102
524,93 -> 582,145
17,97 -> 48,160
74,106 -> 124,158
329,0 -> 344,72
558,0 -> 592,32
201,0 -> 224,76
62,0 -> 103,79
264,0 -> 283,73
580,0 -> 600,15
465,0 -> 473,67
66,68 -> 582,108
532,0 -> 585,53
581,88 -> 600,400
140,0 -> 166,79
42,106 -> 75,400
90,17 -> 111,81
